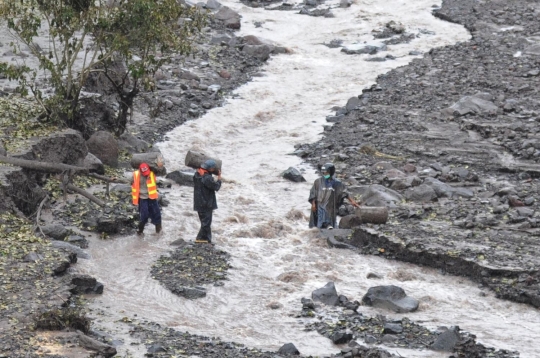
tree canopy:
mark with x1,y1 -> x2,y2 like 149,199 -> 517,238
0,0 -> 206,136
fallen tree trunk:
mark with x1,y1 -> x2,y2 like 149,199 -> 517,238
354,206 -> 389,224
66,184 -> 105,207
0,155 -> 87,173
185,149 -> 222,170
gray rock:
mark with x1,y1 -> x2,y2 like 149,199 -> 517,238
330,331 -> 353,344
338,214 -> 363,229
431,326 -> 460,352
86,131 -> 119,167
361,184 -> 403,208
210,34 -> 232,45
83,152 -> 105,175
118,132 -> 151,154
175,286 -> 207,299
214,6 -> 241,29
71,274 -> 104,294
516,207 -> 534,217
278,343 -> 300,355
452,187 -> 474,198
23,252 -> 44,262
42,224 -> 70,240
166,170 -> 195,186
282,167 -> 306,182
339,0 -> 351,7
111,184 -> 132,194
362,285 -> 419,313
205,0 -> 222,10
371,161 -> 394,172
525,43 -> 540,55
423,177 -> 454,198
389,176 -> 422,190
51,241 -> 90,259
383,323 -> 403,334
242,44 -> 273,61
345,96 -> 360,111
493,204 -> 509,214
312,282 -> 339,306
447,94 -> 498,117
66,235 -> 89,249
404,184 -> 437,202
341,42 -> 387,55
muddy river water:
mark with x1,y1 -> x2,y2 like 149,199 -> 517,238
78,0 -> 540,357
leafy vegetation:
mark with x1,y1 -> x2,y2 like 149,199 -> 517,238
0,0 -> 206,136
0,97 -> 58,152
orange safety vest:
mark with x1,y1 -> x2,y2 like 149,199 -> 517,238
132,170 -> 158,205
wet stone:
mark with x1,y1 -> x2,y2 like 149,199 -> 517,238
312,282 -> 339,306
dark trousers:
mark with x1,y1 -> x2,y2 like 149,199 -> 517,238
197,210 -> 213,242
139,199 -> 161,227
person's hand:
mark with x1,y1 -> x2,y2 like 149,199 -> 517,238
217,169 -> 222,181
311,202 -> 317,212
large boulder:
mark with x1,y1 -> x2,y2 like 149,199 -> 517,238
118,132 -> 150,154
446,93 -> 498,117
86,131 -> 119,167
41,224 -> 70,240
431,326 -> 460,352
214,6 -> 241,29
312,282 -> 339,306
404,184 -> 438,202
278,343 -> 300,355
166,170 -> 195,187
83,152 -> 105,174
70,274 -> 104,294
362,285 -> 419,313
282,167 -> 306,182
360,184 -> 403,208
242,44 -> 273,61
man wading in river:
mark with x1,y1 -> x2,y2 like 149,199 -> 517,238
309,163 -> 360,229
132,162 -> 162,234
193,159 -> 222,244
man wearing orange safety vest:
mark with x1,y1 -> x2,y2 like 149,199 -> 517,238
132,162 -> 162,234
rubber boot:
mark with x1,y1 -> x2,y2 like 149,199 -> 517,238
137,222 -> 145,235
155,223 -> 162,233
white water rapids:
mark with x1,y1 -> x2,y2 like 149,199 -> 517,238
77,0 -> 540,357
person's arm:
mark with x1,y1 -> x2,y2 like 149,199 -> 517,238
308,180 -> 318,211
202,172 -> 222,191
347,195 -> 360,208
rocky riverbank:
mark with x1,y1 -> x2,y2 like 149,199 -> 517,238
0,2 -> 286,356
299,0 -> 540,310
2,0 -> 538,357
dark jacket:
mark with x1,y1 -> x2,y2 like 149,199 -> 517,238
193,171 -> 222,211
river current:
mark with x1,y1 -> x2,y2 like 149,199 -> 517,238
78,1 -> 540,357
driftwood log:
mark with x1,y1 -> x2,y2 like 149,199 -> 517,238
354,206 -> 389,224
0,155 -> 87,173
185,149 -> 222,170
130,152 -> 165,174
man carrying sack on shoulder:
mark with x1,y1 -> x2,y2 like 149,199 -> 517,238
193,159 -> 222,244
132,162 -> 162,234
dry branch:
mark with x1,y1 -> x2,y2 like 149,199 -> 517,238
0,155 -> 88,173
66,184 -> 105,207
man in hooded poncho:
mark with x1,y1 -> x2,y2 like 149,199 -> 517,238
309,163 -> 360,229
